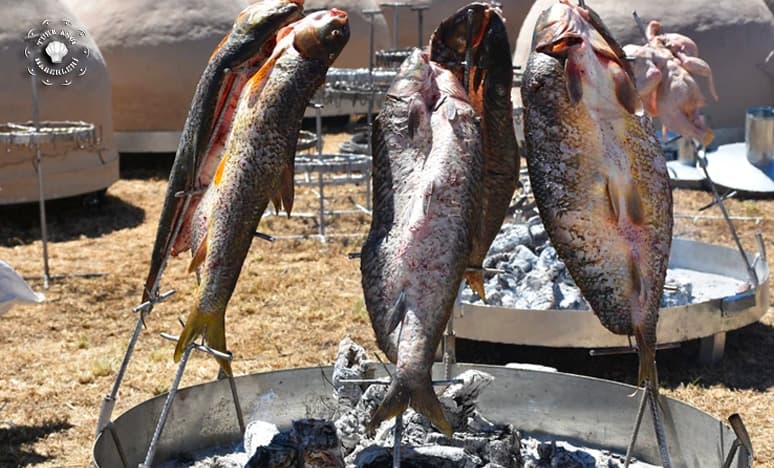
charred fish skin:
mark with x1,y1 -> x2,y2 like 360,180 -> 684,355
143,0 -> 304,304
430,3 -> 519,301
174,10 -> 351,374
362,49 -> 483,434
521,1 -> 672,388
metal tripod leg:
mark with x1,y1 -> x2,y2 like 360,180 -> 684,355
623,383 -> 672,468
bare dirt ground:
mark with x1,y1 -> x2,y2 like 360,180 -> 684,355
0,131 -> 772,467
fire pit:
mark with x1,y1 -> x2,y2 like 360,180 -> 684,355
93,362 -> 750,467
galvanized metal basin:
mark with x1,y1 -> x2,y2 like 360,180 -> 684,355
454,238 -> 769,350
93,363 -> 750,467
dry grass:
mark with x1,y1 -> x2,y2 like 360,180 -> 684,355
0,132 -> 772,466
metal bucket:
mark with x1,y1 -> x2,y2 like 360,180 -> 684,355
92,364 -> 750,467
745,106 -> 774,167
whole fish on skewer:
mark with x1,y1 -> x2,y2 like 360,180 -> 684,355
430,2 -> 519,301
361,49 -> 483,434
522,0 -> 672,415
175,9 -> 350,373
142,0 -> 304,308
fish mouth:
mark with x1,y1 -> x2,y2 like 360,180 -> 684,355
291,9 -> 350,64
434,3 -> 494,57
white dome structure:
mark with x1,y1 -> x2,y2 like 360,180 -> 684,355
514,0 -> 774,140
63,0 -> 247,151
0,0 -> 118,205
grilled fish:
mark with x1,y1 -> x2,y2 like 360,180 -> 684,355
174,9 -> 350,373
143,0 -> 304,306
430,2 -> 519,302
521,0 -> 673,388
361,49 -> 483,434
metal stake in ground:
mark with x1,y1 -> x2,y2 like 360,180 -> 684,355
30,75 -> 50,289
95,289 -> 176,437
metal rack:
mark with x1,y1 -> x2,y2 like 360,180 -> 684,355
0,75 -> 107,288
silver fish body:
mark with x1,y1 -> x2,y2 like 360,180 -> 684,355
361,49 -> 483,434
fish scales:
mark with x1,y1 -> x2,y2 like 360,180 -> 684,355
521,1 -> 672,387
175,10 -> 350,373
361,49 -> 482,434
429,3 -> 519,301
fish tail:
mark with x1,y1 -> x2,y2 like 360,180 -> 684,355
464,270 -> 487,303
634,326 -> 658,393
174,305 -> 233,376
368,374 -> 452,436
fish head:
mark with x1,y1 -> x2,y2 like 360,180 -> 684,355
212,0 -> 304,64
430,3 -> 492,61
533,0 -> 642,115
387,49 -> 435,100
283,9 -> 350,66
429,3 -> 511,113
533,0 -> 624,65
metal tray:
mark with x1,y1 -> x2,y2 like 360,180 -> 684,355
93,363 -> 750,467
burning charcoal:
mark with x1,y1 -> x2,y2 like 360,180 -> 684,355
336,384 -> 386,454
243,420 -> 280,460
332,337 -> 372,406
488,224 -> 532,255
549,444 -> 596,467
354,445 -> 480,467
247,419 -> 344,468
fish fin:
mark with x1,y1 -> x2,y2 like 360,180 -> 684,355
367,379 -> 410,433
368,375 -> 453,436
385,291 -> 408,336
280,165 -> 295,217
625,185 -> 645,225
629,255 -> 645,300
407,97 -> 423,139
633,326 -> 658,393
271,192 -> 283,214
605,176 -> 621,221
443,99 -> 457,121
213,150 -> 230,185
564,55 -> 584,105
174,306 -> 233,376
246,51 -> 282,108
409,375 -> 453,436
464,270 -> 487,303
609,61 -> 643,115
188,232 -> 209,274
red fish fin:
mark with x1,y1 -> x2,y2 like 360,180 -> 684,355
646,91 -> 659,116
213,150 -> 230,185
246,50 -> 282,108
464,270 -> 487,303
629,256 -> 645,300
280,165 -> 295,217
609,61 -> 643,115
188,232 -> 209,273
564,55 -> 584,105
174,305 -> 232,376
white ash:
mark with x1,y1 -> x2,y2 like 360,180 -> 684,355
460,218 -> 742,310
163,339 -> 659,467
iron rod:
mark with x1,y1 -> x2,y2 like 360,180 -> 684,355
141,342 -> 194,467
31,75 -> 50,289
632,11 -> 648,43
393,412 -> 402,468
227,373 -> 246,434
697,149 -> 759,287
107,424 -> 130,468
623,388 -> 648,468
648,386 -> 672,468
314,104 -> 326,242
